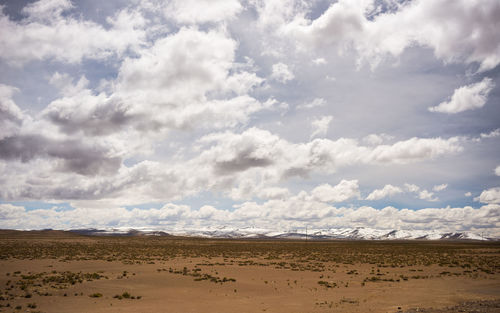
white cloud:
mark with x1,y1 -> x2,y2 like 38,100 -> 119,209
22,0 -> 73,20
495,166 -> 500,176
477,187 -> 500,204
362,133 -> 393,145
367,136 -> 462,164
0,0 -> 146,65
257,187 -> 290,200
297,98 -> 326,110
363,134 -> 384,146
312,58 -> 326,65
196,128 -> 463,184
366,184 -> 402,200
405,183 -> 420,193
429,78 -> 495,113
464,192 -> 472,197
227,179 -> 290,201
0,122 -> 467,205
310,115 -> 333,139
433,184 -> 448,192
42,27 -> 267,138
165,0 -> 242,24
251,0 -> 308,33
284,0 -> 500,71
403,183 -> 440,201
363,183 -> 448,201
270,62 -> 295,83
117,27 -> 237,106
0,84 -> 25,139
311,180 -> 360,203
418,190 -> 438,202
481,129 -> 500,139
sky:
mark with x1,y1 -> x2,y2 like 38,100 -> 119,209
0,0 -> 499,235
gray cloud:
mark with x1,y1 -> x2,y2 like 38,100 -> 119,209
215,154 -> 273,175
0,84 -> 24,138
0,135 -> 121,176
45,98 -> 136,136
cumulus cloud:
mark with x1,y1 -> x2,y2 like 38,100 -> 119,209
165,0 -> 242,24
310,115 -> 333,139
42,76 -> 130,136
0,84 -> 24,139
0,0 -> 146,65
367,136 -> 462,164
433,184 -> 448,192
117,27 -> 236,105
0,134 -> 121,176
312,58 -> 326,65
297,98 -> 326,110
199,128 -> 279,177
256,187 -> 290,200
311,180 -> 360,203
1,83 -> 122,177
362,133 -> 393,145
197,128 -> 463,184
270,62 -> 295,83
42,27 -> 267,137
0,125 -> 465,204
496,166 -> 500,176
418,190 -> 438,202
284,0 -> 500,71
477,187 -> 500,204
1,158 -> 195,203
284,0 -> 365,52
22,0 -> 73,20
429,78 -> 495,113
365,182 -> 448,202
405,183 -> 420,193
481,129 -> 500,139
366,184 -> 402,200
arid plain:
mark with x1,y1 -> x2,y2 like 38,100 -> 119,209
0,230 -> 498,313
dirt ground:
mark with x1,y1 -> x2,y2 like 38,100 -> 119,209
0,231 -> 498,313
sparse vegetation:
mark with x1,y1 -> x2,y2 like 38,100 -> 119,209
0,231 -> 498,312
113,291 -> 141,300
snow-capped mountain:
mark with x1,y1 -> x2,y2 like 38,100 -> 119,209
69,226 -> 494,240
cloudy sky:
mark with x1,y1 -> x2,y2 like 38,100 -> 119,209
0,0 -> 499,235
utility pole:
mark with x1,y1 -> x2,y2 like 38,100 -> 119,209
305,226 -> 308,242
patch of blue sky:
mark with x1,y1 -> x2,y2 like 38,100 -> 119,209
0,200 -> 74,211
123,202 -> 165,211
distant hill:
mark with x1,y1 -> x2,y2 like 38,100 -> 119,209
68,228 -> 171,237
0,227 -> 495,240
61,227 -> 496,241
0,229 -> 80,238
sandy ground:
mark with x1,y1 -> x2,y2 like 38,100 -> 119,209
0,233 -> 498,313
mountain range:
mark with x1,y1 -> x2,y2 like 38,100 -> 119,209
68,227 -> 494,241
